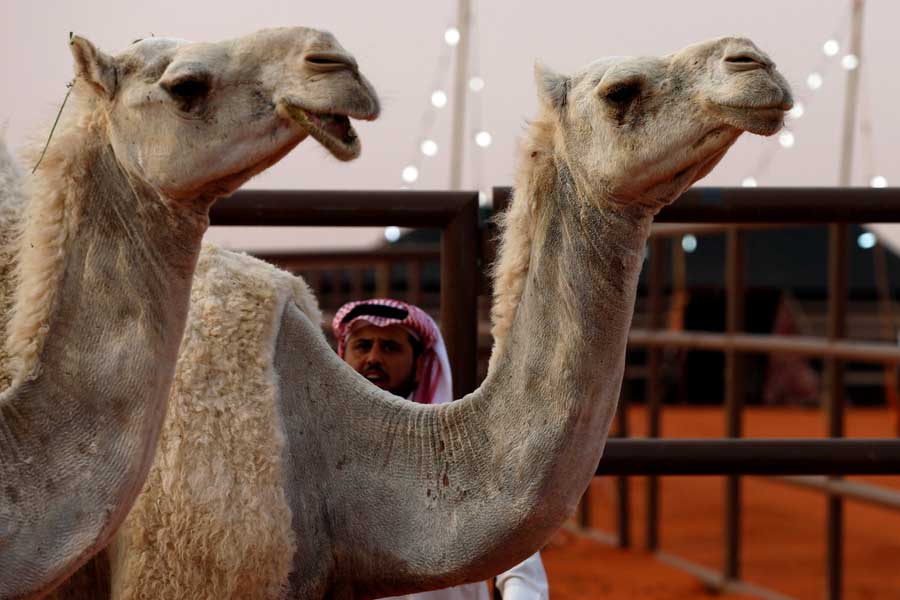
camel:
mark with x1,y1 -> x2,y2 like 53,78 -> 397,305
5,36 -> 792,600
0,27 -> 379,600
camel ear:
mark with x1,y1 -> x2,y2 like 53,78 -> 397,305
535,63 -> 569,113
70,34 -> 118,99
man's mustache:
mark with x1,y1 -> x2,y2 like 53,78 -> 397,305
363,366 -> 388,378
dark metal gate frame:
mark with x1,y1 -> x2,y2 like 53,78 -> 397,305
215,187 -> 900,600
211,190 -> 480,398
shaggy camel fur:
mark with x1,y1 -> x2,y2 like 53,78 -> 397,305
0,139 -> 22,390
0,28 -> 378,600
50,37 -> 791,600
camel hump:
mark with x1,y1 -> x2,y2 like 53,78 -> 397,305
194,243 -> 322,331
111,244 -> 320,598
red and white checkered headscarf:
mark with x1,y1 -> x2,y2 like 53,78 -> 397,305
332,299 -> 453,405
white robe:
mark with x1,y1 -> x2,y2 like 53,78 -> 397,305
382,551 -> 549,600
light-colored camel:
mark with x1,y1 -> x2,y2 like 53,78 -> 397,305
46,36 -> 791,600
0,27 -> 378,600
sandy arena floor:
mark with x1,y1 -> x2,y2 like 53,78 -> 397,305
540,407 -> 900,599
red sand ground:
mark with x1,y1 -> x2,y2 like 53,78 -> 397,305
540,407 -> 900,599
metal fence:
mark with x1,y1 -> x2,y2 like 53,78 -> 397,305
214,186 -> 900,600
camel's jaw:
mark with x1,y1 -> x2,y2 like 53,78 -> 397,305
281,104 -> 362,161
709,103 -> 790,137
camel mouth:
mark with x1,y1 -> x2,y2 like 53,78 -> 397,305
282,104 -> 361,161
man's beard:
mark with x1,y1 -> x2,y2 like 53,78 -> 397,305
389,372 -> 419,399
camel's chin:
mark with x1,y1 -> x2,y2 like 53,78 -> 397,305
281,104 -> 361,161
715,105 -> 787,137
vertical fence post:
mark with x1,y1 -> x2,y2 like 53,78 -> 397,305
441,193 -> 479,397
646,236 -> 665,551
616,384 -> 631,548
826,223 -> 848,600
724,227 -> 745,582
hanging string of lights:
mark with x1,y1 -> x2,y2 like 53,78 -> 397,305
387,2 -> 490,241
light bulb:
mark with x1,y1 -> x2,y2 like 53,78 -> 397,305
384,226 -> 401,243
857,232 -> 876,249
474,131 -> 492,147
788,101 -> 805,120
431,90 -> 448,108
420,139 -> 438,157
401,165 -> 419,183
444,27 -> 460,46
741,177 -> 758,188
823,39 -> 840,57
778,131 -> 795,148
478,191 -> 490,207
841,54 -> 859,70
468,76 -> 485,92
681,234 -> 698,253
871,175 -> 888,188
807,72 -> 824,90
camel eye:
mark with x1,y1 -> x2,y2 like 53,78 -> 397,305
604,82 -> 641,105
161,73 -> 211,110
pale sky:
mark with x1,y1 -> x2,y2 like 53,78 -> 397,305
4,1 -> 898,251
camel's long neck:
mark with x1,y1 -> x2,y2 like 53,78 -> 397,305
475,160 -> 652,532
498,163 -> 650,396
0,140 -> 207,598
333,156 -> 656,596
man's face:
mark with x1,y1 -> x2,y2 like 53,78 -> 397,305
343,324 -> 422,397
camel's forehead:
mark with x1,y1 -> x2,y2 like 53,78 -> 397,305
120,37 -> 192,62
578,55 -> 667,85
116,27 -> 341,67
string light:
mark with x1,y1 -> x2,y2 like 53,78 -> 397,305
741,176 -> 758,187
401,165 -> 419,183
384,226 -> 401,243
807,72 -> 824,90
444,27 -> 460,46
468,76 -> 485,92
823,39 -> 840,56
681,234 -> 698,253
788,101 -> 805,120
420,139 -> 438,157
431,90 -> 448,108
857,232 -> 876,249
474,131 -> 492,147
870,175 -> 888,188
841,54 -> 859,70
478,191 -> 490,207
778,131 -> 795,148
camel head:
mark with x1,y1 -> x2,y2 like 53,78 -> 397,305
535,36 -> 792,210
69,27 -> 380,202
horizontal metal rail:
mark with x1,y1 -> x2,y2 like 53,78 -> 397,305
493,186 -> 900,223
254,246 -> 440,269
212,190 -> 475,227
627,329 -> 900,364
774,475 -> 900,510
655,551 -> 796,600
596,439 -> 900,475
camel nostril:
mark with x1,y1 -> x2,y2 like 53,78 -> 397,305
724,53 -> 769,72
304,53 -> 358,73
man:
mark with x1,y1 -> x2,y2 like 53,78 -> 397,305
332,299 -> 549,600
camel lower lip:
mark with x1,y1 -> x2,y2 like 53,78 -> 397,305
281,104 -> 361,160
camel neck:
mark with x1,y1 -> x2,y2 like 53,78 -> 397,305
43,144 -> 207,376
494,161 -> 652,391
